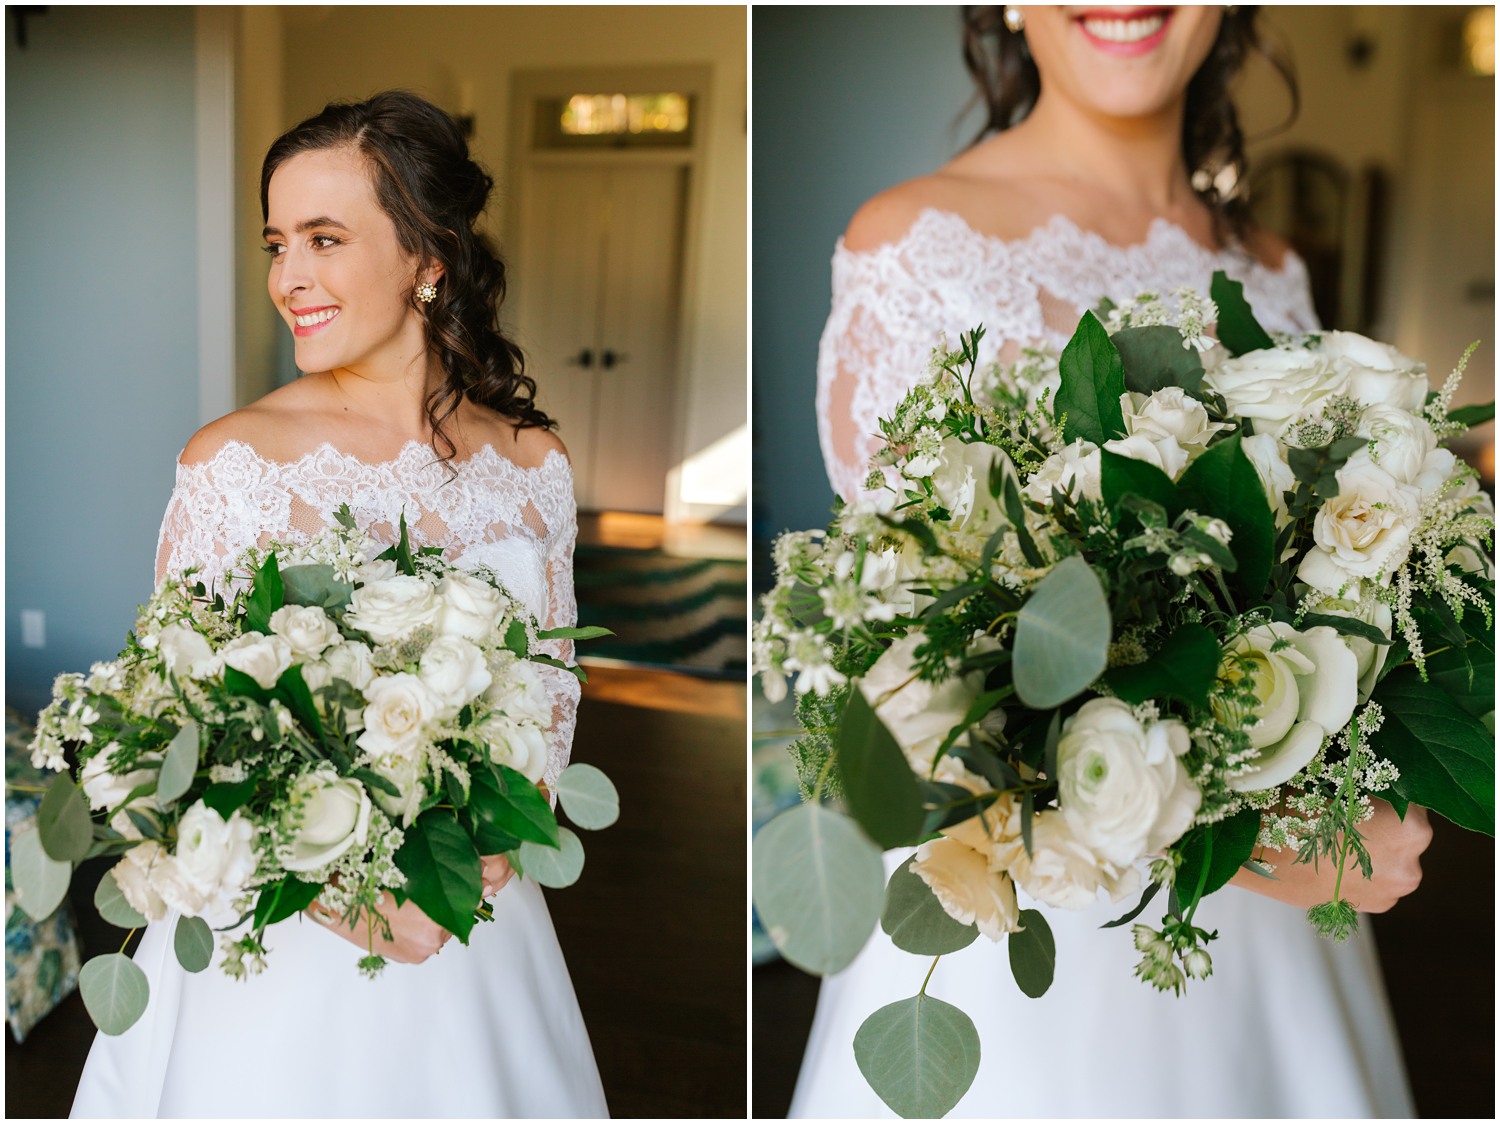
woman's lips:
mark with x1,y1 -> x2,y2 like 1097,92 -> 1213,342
291,306 -> 340,338
1074,7 -> 1174,57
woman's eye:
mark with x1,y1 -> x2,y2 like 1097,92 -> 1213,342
312,235 -> 341,249
262,243 -> 285,260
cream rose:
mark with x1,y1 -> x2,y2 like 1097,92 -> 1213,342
485,657 -> 553,726
345,576 -> 440,644
269,605 -> 341,661
156,622 -> 216,679
174,801 -> 257,909
1005,810 -> 1139,910
1103,433 -> 1189,481
435,572 -> 508,643
911,836 -> 1021,940
1055,698 -> 1200,867
418,635 -> 493,713
1241,433 -> 1297,529
1320,331 -> 1428,412
858,633 -> 998,776
324,641 -> 376,692
357,673 -> 441,760
281,770 -> 372,872
925,436 -> 1013,535
479,715 -> 549,783
217,632 -> 294,690
1218,622 -> 1358,791
1297,454 -> 1421,595
1023,439 -> 1103,504
356,557 -> 399,584
1121,388 -> 1232,465
1203,346 -> 1349,437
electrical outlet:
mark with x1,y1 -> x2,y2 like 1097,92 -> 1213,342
21,610 -> 45,649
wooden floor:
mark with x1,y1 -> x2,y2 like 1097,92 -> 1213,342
578,510 -> 747,559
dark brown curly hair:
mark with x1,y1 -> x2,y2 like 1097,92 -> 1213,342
961,6 -> 1298,240
261,90 -> 552,464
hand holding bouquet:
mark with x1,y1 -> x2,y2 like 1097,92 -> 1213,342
753,274 -> 1493,1117
15,507 -> 617,1035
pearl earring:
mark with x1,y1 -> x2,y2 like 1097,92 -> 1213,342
416,282 -> 438,304
1003,6 -> 1025,33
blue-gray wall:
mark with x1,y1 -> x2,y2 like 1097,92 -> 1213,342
751,5 -> 981,576
6,7 -> 201,715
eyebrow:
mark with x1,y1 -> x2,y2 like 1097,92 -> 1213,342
262,216 -> 351,239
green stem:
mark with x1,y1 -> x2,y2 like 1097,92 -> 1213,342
1184,830 -> 1214,926
811,751 -> 837,804
918,955 -> 942,997
119,928 -> 138,954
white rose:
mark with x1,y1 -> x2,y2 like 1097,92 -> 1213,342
111,843 -> 171,922
345,576 -> 440,644
156,622 -> 216,679
1055,698 -> 1201,866
218,632 -> 293,690
269,605 -> 341,660
1309,598 -> 1393,701
1006,810 -> 1139,910
1203,346 -> 1349,437
356,673 -> 441,761
1445,476 -> 1496,578
150,853 -> 210,918
1024,439 -> 1102,504
485,657 -> 553,726
911,836 -> 1021,941
79,744 -> 157,812
1320,330 -> 1428,412
858,633 -> 998,776
357,557 -> 399,584
323,641 -> 376,692
1218,622 -> 1358,791
1103,432 -> 1189,481
1357,405 -> 1454,496
1297,454 -> 1421,594
418,635 -> 493,713
435,572 -> 508,643
368,755 -> 425,826
479,715 -> 549,783
174,801 -> 257,907
926,436 -> 1013,534
281,770 -> 371,873
1121,388 -> 1233,463
1241,434 -> 1297,528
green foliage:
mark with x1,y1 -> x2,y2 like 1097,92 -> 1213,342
518,827 -> 585,888
156,719 -> 200,805
201,780 -> 257,819
79,953 -> 150,1036
1175,807 -> 1261,903
536,625 -> 614,641
1012,555 -> 1111,709
1055,311 -> 1127,444
252,874 -> 324,929
1447,401 -> 1495,427
838,688 -> 925,848
1209,271 -> 1274,355
854,994 -> 981,1119
1100,449 -> 1184,523
1112,324 -> 1206,397
393,810 -> 483,943
280,563 -> 354,611
1007,909 -> 1056,998
1103,623 -> 1220,708
880,858 -> 980,956
1307,899 -> 1359,942
10,828 -> 71,921
1177,436 -> 1275,599
243,553 -> 285,634
173,915 -> 214,973
94,868 -> 149,928
38,774 -> 93,863
470,764 -> 559,847
554,763 -> 620,830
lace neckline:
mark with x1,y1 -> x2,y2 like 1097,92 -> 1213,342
838,207 -> 1304,277
180,438 -> 571,479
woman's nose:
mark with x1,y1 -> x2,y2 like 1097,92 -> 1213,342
274,248 -> 311,298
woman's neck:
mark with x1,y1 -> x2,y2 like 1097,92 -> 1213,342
321,353 -> 449,443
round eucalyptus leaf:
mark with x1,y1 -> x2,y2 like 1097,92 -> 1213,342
10,826 -> 72,921
1008,908 -> 1056,998
174,915 -> 214,973
1012,555 -> 1111,710
79,953 -> 150,1036
93,866 -> 149,928
751,802 -> 883,976
157,719 -> 200,806
38,773 -> 94,863
518,827 -> 585,888
881,858 -> 979,956
554,763 -> 619,830
854,993 -> 981,1119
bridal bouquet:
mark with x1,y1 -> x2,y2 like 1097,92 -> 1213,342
16,507 -> 617,1036
752,273 -> 1493,1117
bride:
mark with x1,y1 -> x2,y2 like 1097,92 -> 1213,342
70,91 -> 608,1118
800,6 -> 1431,1117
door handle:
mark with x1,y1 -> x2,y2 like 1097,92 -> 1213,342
601,350 -> 629,370
568,348 -> 594,368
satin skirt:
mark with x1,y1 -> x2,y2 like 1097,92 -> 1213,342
789,853 -> 1414,1119
70,876 -> 608,1119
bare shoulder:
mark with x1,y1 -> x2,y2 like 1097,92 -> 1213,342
1240,225 -> 1295,271
843,177 -> 952,253
178,380 -> 323,466
457,404 -> 569,471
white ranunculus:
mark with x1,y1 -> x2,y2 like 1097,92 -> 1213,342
79,744 -> 157,812
156,622 -> 216,679
174,801 -> 257,909
479,715 -> 549,783
1006,809 -> 1139,910
323,641 -> 376,692
926,436 -> 1013,534
418,635 -> 493,713
1320,331 -> 1428,412
1121,388 -> 1232,463
1240,434 -> 1297,529
269,605 -> 342,661
344,576 -> 440,644
434,572 -> 508,643
485,657 -> 553,727
1309,598 -> 1394,701
281,770 -> 371,872
1055,698 -> 1201,866
1103,432 -> 1189,481
1024,439 -> 1102,504
1203,346 -> 1349,437
912,835 -> 1021,941
1218,622 -> 1358,791
112,843 -> 171,922
357,673 -> 441,761
217,632 -> 294,690
858,633 -> 999,776
1356,406 -> 1454,496
1297,454 -> 1421,594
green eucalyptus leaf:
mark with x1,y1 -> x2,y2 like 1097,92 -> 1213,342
10,827 -> 72,921
393,810 -> 482,942
1103,623 -> 1220,708
554,763 -> 619,830
839,688 -> 926,849
518,827 -> 585,888
752,802 -> 884,975
853,993 -> 981,1119
79,953 -> 150,1036
93,867 -> 149,928
1011,555 -> 1111,709
279,563 -> 354,610
157,719 -> 200,806
1111,324 -> 1206,396
1056,311 -> 1127,444
173,915 -> 214,973
38,773 -> 93,863
1008,908 -> 1056,998
880,857 -> 980,956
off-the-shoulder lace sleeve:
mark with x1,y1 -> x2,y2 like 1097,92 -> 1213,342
532,473 -> 580,792
815,209 -> 1321,502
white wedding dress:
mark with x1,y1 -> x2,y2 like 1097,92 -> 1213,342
70,440 -> 609,1119
796,208 -> 1415,1118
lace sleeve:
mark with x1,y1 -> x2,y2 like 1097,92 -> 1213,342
533,480 -> 580,793
154,447 -> 294,588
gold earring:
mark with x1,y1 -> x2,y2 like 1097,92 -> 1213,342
416,282 -> 438,304
1003,6 -> 1025,33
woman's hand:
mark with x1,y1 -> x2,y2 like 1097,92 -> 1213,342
1229,799 -> 1433,913
307,892 -> 454,965
480,854 -> 514,898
